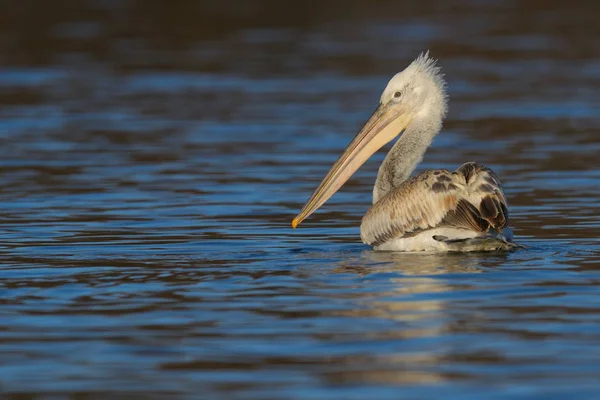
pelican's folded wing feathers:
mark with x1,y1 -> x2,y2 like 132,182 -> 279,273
360,162 -> 510,247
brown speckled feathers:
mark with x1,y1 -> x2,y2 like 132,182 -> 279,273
360,162 -> 510,247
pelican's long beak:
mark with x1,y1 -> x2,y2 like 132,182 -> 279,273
292,102 -> 412,228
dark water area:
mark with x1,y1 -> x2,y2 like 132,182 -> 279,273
0,1 -> 599,398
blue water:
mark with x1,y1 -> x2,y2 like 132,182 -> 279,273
0,1 -> 599,399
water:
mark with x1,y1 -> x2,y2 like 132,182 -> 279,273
1,1 -> 599,399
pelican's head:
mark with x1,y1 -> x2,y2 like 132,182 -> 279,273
292,52 -> 447,228
379,52 -> 447,121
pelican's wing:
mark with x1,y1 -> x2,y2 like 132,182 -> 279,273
360,162 -> 510,247
455,162 -> 509,229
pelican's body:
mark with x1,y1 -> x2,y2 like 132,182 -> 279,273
292,52 -> 518,252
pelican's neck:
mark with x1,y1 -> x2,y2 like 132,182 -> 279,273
373,114 -> 443,204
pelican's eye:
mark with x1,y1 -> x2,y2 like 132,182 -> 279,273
393,91 -> 402,99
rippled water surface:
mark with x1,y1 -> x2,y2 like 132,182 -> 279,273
1,1 -> 599,399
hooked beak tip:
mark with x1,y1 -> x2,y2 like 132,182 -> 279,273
291,217 -> 300,229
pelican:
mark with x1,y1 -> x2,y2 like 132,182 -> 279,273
292,52 -> 518,252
